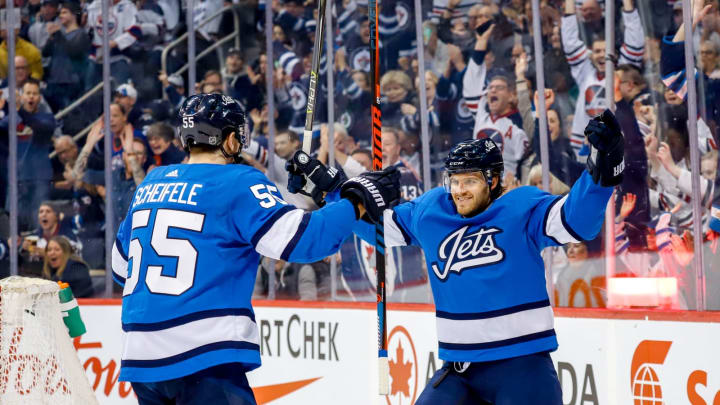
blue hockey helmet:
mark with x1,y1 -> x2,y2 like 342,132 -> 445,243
443,138 -> 504,200
178,93 -> 248,153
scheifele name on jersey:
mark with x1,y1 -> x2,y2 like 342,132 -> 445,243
132,182 -> 204,208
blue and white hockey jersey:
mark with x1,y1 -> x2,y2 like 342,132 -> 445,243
112,164 -> 358,382
354,171 -> 612,362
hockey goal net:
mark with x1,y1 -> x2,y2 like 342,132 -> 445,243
0,276 -> 98,405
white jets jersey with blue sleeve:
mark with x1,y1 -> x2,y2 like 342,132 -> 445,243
111,163 -> 357,383
354,171 -> 612,362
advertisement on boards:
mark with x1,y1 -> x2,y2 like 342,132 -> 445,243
245,306 -> 376,404
616,321 -> 720,405
74,303 -> 443,405
73,303 -> 720,405
553,316 -> 720,405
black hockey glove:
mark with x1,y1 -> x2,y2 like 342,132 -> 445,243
286,150 -> 347,206
584,109 -> 625,187
340,166 -> 401,223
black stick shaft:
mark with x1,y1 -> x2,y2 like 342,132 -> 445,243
369,0 -> 388,395
302,0 -> 328,153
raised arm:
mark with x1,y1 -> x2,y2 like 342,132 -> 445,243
73,120 -> 104,181
618,0 -> 645,67
673,0 -> 711,43
561,0 -> 594,83
529,110 -> 622,248
463,26 -> 493,116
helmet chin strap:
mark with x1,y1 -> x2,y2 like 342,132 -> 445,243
220,129 -> 245,164
220,142 -> 244,164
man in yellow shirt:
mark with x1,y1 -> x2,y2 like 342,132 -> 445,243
0,28 -> 43,80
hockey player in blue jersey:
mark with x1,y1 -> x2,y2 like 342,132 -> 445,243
111,93 -> 400,405
289,109 -> 624,404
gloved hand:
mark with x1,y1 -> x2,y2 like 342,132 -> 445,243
285,150 -> 347,206
585,109 -> 625,187
340,166 -> 401,223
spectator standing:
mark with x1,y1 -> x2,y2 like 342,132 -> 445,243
114,83 -> 143,128
102,137 -> 146,232
562,0 -> 644,158
223,48 -> 261,111
75,103 -> 142,175
463,25 -> 529,178
614,64 -> 652,244
85,0 -> 141,85
158,71 -> 185,124
42,2 -> 91,111
249,130 -> 316,209
50,135 -> 79,199
222,48 -> 245,92
0,79 -> 57,230
191,0 -> 224,76
0,26 -> 44,80
28,0 -> 60,51
437,3 -> 494,55
159,72 -> 185,103
316,123 -> 366,177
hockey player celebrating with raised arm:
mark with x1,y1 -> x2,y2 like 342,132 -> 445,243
290,109 -> 624,403
111,93 -> 400,405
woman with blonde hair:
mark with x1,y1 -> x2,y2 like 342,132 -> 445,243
527,164 -> 570,195
380,70 -> 418,128
42,235 -> 94,298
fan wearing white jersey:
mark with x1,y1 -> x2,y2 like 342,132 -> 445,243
562,0 -> 644,158
463,24 -> 529,178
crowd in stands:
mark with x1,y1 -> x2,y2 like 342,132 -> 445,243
0,0 -> 718,308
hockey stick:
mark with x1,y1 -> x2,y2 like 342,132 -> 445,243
368,0 -> 389,395
302,0 -> 329,153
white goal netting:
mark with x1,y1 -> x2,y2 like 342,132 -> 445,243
0,276 -> 99,405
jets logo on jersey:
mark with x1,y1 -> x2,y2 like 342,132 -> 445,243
289,84 -> 307,111
351,48 -> 371,72
456,98 -> 473,123
340,111 -> 353,130
584,84 -> 606,117
395,3 -> 410,30
430,226 -> 504,280
94,13 -> 118,36
475,128 -> 504,152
